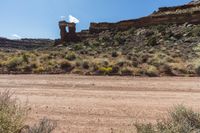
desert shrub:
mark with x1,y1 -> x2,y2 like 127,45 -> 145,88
193,44 -> 200,56
101,36 -> 111,42
5,56 -> 26,70
97,67 -> 113,75
185,64 -> 195,75
0,90 -> 27,133
34,66 -> 45,73
110,66 -> 120,74
145,65 -> 159,77
135,105 -> 200,133
73,43 -> 84,51
173,33 -> 182,40
140,54 -> 150,63
148,52 -> 173,67
152,25 -> 167,33
96,59 -> 109,67
116,59 -> 132,67
26,118 -> 57,133
190,59 -> 200,76
131,57 -> 139,67
75,60 -> 82,67
191,26 -> 200,36
60,61 -> 73,72
121,67 -> 133,76
169,63 -> 187,75
128,27 -> 136,34
82,61 -> 90,69
0,90 -> 57,133
66,52 -> 76,61
147,36 -> 158,46
21,64 -> 34,73
22,54 -> 29,63
195,65 -> 200,76
159,64 -> 175,76
135,124 -> 155,133
114,32 -> 125,44
111,51 -> 119,58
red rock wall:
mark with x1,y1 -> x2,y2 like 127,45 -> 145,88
89,5 -> 200,33
158,3 -> 200,12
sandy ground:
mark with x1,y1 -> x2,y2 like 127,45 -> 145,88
0,75 -> 199,133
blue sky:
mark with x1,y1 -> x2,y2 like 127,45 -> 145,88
0,0 -> 191,39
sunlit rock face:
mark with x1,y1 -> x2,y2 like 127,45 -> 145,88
58,21 -> 80,43
89,0 -> 200,33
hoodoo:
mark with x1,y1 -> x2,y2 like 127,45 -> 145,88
58,20 -> 80,43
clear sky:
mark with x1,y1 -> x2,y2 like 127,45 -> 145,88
0,0 -> 191,39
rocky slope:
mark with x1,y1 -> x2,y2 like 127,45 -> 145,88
0,1 -> 200,76
0,22 -> 200,76
190,0 -> 200,4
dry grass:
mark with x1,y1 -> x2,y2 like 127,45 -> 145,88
135,105 -> 200,133
0,90 -> 57,133
1,23 -> 200,76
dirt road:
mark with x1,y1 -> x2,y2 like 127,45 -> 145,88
0,75 -> 199,133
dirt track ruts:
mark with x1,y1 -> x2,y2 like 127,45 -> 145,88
0,75 -> 199,133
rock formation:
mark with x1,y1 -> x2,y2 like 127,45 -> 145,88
58,21 -> 80,43
56,1 -> 200,43
89,2 -> 200,33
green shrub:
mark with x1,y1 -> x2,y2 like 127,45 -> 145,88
147,36 -> 158,46
66,53 -> 76,61
0,90 -> 57,133
121,67 -> 133,76
25,118 -> 57,133
110,66 -> 120,74
114,32 -> 125,44
73,43 -> 84,51
191,26 -> 200,36
116,60 -> 126,67
111,51 -> 119,58
34,66 -> 45,73
195,66 -> 200,76
135,105 -> 200,133
145,65 -> 159,77
159,64 -> 175,76
0,90 -> 27,133
60,61 -> 73,72
5,56 -> 26,70
97,67 -> 113,75
169,63 -> 187,75
128,27 -> 136,34
82,61 -> 90,69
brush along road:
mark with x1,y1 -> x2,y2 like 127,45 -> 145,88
0,75 -> 199,133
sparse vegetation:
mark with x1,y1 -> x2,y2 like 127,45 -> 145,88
135,105 -> 200,133
0,23 -> 200,76
0,90 -> 56,133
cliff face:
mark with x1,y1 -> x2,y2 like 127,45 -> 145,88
89,2 -> 200,33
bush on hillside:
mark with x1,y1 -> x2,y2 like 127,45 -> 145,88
66,52 -> 76,61
60,60 -> 73,72
147,36 -> 158,46
5,56 -> 26,70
